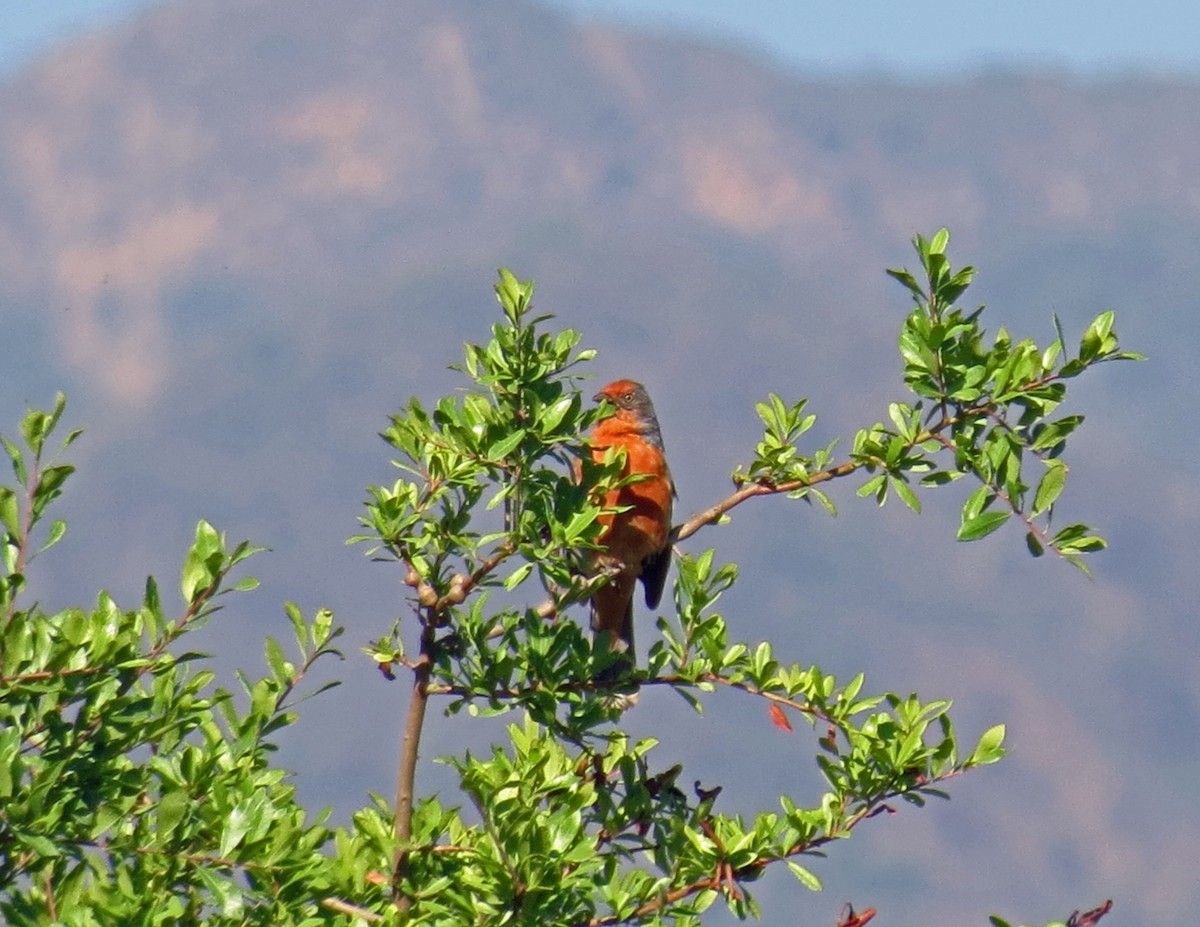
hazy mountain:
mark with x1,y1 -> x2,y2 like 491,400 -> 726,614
1,2 -> 1195,926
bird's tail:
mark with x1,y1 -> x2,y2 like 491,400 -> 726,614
590,576 -> 636,689
590,596 -> 634,657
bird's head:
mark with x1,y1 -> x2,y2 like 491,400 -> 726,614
594,379 -> 652,415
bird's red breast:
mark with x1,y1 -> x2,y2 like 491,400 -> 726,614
587,379 -> 674,659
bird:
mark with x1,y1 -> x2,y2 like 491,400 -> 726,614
585,379 -> 675,662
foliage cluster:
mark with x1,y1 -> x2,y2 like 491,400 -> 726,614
1,232 -> 1131,926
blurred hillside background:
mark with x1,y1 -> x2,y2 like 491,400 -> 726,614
1,2 -> 1196,926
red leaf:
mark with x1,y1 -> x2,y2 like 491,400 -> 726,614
837,903 -> 877,927
768,702 -> 793,732
1068,900 -> 1113,927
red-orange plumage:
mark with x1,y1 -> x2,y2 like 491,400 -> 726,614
587,379 -> 674,658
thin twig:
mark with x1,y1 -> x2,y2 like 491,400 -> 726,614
434,541 -> 516,612
43,869 -> 57,921
424,673 -> 843,729
321,897 -> 385,921
578,768 -> 965,927
674,458 -> 862,544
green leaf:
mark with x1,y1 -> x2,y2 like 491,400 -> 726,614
886,267 -> 924,300
1052,312 -> 1068,360
539,396 -> 575,433
785,861 -> 823,891
1058,532 -> 1108,555
969,723 -> 1006,765
219,803 -> 253,857
2,434 -> 26,483
961,485 -> 990,522
856,474 -> 886,503
181,520 -> 224,602
265,636 -> 292,681
1031,415 -> 1083,453
919,470 -> 959,487
143,575 -> 163,624
313,607 -> 335,647
193,518 -> 222,555
892,476 -> 922,513
284,600 -> 305,642
1033,460 -> 1067,515
494,268 -> 533,323
563,508 -> 599,542
504,562 -> 534,590
228,539 -> 268,567
46,391 -> 68,434
0,485 -> 18,537
1059,358 -> 1088,378
40,518 -> 68,552
957,510 -> 1010,541
156,787 -> 190,839
1041,339 -> 1062,370
887,402 -> 911,437
34,463 -> 74,505
1079,309 -> 1115,361
495,267 -> 522,305
809,487 -> 837,515
16,833 -> 58,857
487,429 -> 527,460
20,409 -> 47,456
1050,524 -> 1107,555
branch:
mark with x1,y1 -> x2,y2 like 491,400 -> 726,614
433,541 -> 516,612
671,383 -> 1056,546
321,897 -> 385,922
674,459 -> 861,544
466,790 -> 526,907
927,430 -> 1056,553
392,620 -> 435,909
423,671 -> 842,729
2,666 -> 107,685
643,673 -> 840,726
579,766 -> 967,927
526,381 -> 1075,624
13,573 -> 228,757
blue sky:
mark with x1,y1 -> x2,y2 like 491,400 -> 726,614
0,0 -> 152,75
3,0 -> 1200,77
546,0 -> 1200,73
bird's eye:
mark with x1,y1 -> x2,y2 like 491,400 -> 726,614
623,391 -> 635,402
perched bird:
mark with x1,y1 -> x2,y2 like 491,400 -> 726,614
586,379 -> 675,660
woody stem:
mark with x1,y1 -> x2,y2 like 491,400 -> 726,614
392,619 -> 435,908
674,458 -> 861,544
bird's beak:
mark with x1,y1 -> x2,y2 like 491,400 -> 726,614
593,392 -> 617,418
